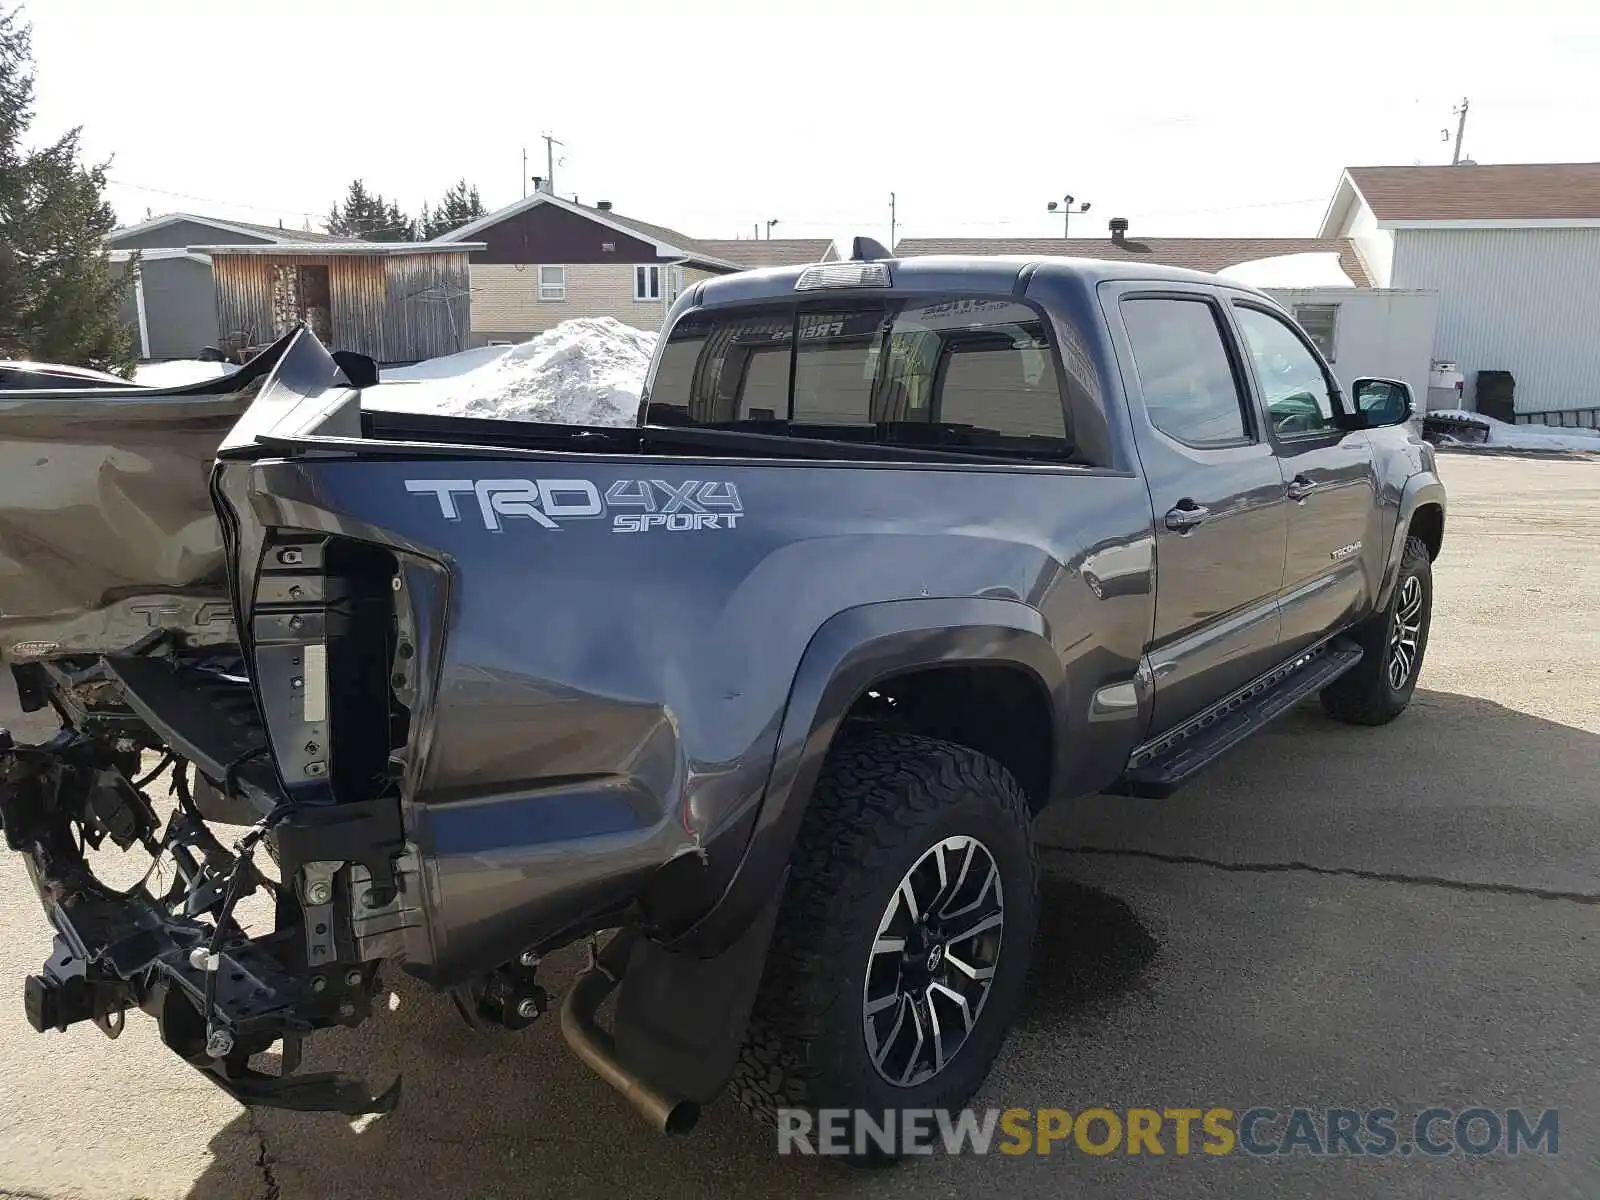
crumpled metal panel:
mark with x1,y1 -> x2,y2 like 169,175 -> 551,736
0,388 -> 251,660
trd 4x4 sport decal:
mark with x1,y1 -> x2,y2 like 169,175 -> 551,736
404,478 -> 743,533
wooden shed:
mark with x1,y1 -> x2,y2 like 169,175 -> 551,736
196,242 -> 485,364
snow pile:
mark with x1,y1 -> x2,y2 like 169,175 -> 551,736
132,320 -> 658,427
381,343 -> 514,382
1431,408 -> 1600,453
370,318 -> 658,426
1217,252 -> 1355,289
133,359 -> 238,387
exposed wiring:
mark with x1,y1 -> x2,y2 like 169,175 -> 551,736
133,752 -> 174,789
101,822 -> 173,901
75,753 -> 180,901
169,757 -> 201,821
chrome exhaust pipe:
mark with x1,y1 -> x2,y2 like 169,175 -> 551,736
559,937 -> 700,1136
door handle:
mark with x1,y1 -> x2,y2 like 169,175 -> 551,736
1163,501 -> 1210,533
1286,475 -> 1318,502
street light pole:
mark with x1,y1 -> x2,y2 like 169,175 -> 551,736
1046,193 -> 1092,237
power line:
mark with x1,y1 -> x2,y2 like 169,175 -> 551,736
1132,195 -> 1327,218
107,177 -> 325,220
737,193 -> 1329,233
108,176 -> 486,239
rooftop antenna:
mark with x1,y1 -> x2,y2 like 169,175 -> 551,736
542,131 -> 565,194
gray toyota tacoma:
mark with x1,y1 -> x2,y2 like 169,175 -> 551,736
0,244 -> 1444,1140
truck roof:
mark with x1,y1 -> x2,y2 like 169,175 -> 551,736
691,253 -> 1263,311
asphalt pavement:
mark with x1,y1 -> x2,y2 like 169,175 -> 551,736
2,451 -> 1597,1199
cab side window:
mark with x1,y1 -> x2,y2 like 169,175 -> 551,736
1120,297 -> 1252,448
1232,305 -> 1341,438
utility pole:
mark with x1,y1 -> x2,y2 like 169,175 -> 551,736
542,132 -> 563,193
1450,97 -> 1469,165
521,147 -> 528,198
889,192 -> 896,247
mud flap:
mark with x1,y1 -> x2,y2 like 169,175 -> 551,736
613,871 -> 786,1104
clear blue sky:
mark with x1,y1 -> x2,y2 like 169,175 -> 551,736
24,0 -> 1600,244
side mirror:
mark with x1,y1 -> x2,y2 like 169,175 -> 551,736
1352,378 -> 1415,428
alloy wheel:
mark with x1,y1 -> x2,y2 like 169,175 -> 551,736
862,835 -> 1004,1088
1388,574 -> 1424,689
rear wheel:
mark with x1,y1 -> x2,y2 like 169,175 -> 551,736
1320,534 -> 1433,725
732,731 -> 1037,1157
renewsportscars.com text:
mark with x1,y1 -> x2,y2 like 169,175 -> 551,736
776,1106 -> 1559,1158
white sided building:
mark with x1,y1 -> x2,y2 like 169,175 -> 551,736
1320,163 -> 1600,427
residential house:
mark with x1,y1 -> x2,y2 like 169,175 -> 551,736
432,192 -> 832,345
1320,162 -> 1600,423
199,242 -> 480,364
693,239 -> 838,270
107,214 -> 335,359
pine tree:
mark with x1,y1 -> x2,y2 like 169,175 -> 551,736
324,179 -> 414,241
420,179 -> 485,240
377,198 -> 412,242
325,178 -> 374,237
0,6 -> 136,374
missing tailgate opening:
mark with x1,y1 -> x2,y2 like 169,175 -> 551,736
253,535 -> 410,804
323,538 -> 410,801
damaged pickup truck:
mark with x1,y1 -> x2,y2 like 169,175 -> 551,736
0,247 -> 1445,1141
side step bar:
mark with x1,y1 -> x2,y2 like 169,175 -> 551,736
1110,638 -> 1364,799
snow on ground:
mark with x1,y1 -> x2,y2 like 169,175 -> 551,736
1431,408 -> 1600,453
133,359 -> 238,387
1216,252 -> 1355,289
368,318 -> 658,426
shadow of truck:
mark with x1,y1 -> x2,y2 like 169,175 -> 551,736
140,691 -> 1600,1196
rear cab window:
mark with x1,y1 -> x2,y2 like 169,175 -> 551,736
645,296 -> 1082,462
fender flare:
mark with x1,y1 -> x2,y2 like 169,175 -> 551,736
667,596 -> 1064,958
1376,472 -> 1446,612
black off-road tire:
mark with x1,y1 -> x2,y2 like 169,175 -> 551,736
731,731 -> 1037,1156
1320,534 -> 1433,725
